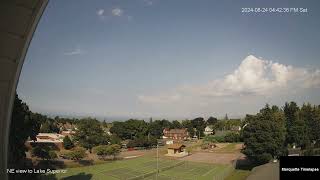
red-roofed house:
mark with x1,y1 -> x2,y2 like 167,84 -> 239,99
163,128 -> 189,140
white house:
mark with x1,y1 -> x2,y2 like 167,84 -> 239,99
204,126 -> 214,135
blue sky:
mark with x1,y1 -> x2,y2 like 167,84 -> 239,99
18,0 -> 320,120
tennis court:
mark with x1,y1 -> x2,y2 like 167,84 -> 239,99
102,158 -> 229,180
50,156 -> 231,180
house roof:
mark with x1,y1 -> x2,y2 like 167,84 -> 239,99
165,128 -> 187,134
27,133 -> 65,143
167,143 -> 186,149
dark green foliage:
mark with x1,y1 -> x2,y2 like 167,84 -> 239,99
257,153 -> 273,164
300,104 -> 320,144
73,118 -> 110,152
93,145 -> 109,159
172,120 -> 182,128
203,135 -> 218,143
284,102 -> 308,148
61,147 -> 86,160
110,119 -> 149,139
8,94 -> 41,165
213,119 -> 241,131
191,117 -> 206,137
224,114 -> 229,120
32,146 -> 51,160
39,120 -> 59,133
242,104 -> 286,165
148,120 -> 164,138
212,135 -> 225,142
204,133 -> 240,143
48,150 -> 58,159
93,144 -> 121,160
110,119 -> 175,140
224,132 -> 241,142
283,103 -> 320,149
181,120 -> 195,137
127,136 -> 157,148
63,136 -> 74,149
207,117 -> 218,126
102,120 -> 108,127
110,134 -> 122,145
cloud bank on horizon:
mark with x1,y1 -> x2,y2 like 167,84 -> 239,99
138,55 -> 320,104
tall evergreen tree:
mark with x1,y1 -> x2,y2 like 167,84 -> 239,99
283,102 -> 308,147
242,104 -> 286,164
8,94 -> 41,180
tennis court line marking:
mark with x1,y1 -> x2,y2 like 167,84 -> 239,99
202,166 -> 218,176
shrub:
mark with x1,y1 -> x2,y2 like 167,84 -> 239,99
203,135 -> 218,143
93,145 -> 109,160
60,147 -> 86,160
127,136 -> 157,148
63,136 -> 74,150
201,143 -> 210,150
110,135 -> 122,145
255,153 -> 273,165
59,150 -> 71,159
48,150 -> 58,159
224,132 -> 240,142
93,144 -> 121,160
68,147 -> 86,160
31,146 -> 50,160
213,136 -> 225,142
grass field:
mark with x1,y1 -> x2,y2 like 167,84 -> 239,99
225,170 -> 251,180
42,156 -> 231,180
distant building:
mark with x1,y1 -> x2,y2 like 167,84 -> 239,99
26,133 -> 65,150
166,140 -> 174,145
166,143 -> 188,157
60,130 -> 76,137
163,128 -> 189,140
204,126 -> 214,135
58,122 -> 77,131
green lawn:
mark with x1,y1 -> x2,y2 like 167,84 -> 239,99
215,143 -> 236,152
41,156 -> 231,180
225,170 -> 251,180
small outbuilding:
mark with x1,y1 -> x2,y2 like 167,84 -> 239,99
166,144 -> 188,157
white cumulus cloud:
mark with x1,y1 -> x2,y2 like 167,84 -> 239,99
111,8 -> 123,16
138,55 -> 320,104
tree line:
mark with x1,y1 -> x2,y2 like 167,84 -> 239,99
242,102 -> 320,165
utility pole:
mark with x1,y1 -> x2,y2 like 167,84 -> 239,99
156,144 -> 159,180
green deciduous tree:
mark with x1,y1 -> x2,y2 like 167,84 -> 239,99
8,94 -> 41,165
191,117 -> 206,137
172,120 -> 182,128
182,120 -> 195,137
284,102 -> 308,148
73,118 -> 109,152
207,116 -> 218,126
63,136 -> 74,150
31,146 -> 51,160
300,104 -> 320,145
93,144 -> 121,160
242,104 -> 286,165
93,145 -> 109,160
110,119 -> 149,140
67,147 -> 86,160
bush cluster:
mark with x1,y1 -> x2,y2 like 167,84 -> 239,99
60,147 -> 86,160
204,132 -> 240,143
